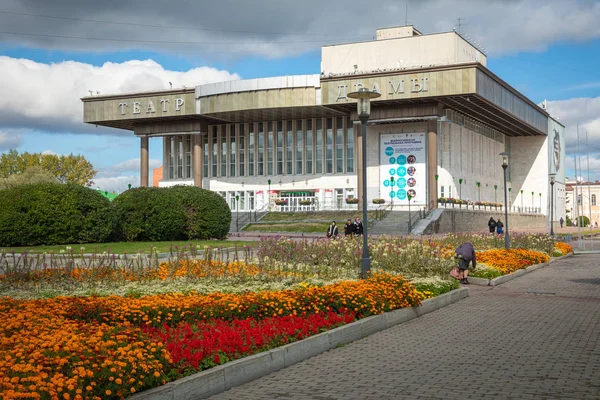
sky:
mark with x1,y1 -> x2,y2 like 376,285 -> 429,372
0,0 -> 599,192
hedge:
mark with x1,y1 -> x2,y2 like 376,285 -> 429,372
0,183 -> 115,246
113,186 -> 231,241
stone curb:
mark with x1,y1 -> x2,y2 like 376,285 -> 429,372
468,252 -> 574,287
129,287 -> 469,400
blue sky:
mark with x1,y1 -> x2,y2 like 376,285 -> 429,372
1,0 -> 599,191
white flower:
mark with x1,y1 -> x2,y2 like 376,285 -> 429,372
80,247 -> 85,251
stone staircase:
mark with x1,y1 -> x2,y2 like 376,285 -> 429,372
228,211 -> 267,233
370,211 -> 413,235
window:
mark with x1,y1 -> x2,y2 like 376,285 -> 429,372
185,136 -> 191,178
336,117 -> 344,173
267,122 -> 274,176
286,121 -> 293,174
221,126 -> 227,177
296,120 -> 303,174
203,134 -> 208,178
346,118 -> 354,173
211,127 -> 218,178
248,124 -> 255,176
326,118 -> 333,173
177,136 -> 183,178
238,124 -> 245,177
277,122 -> 283,175
592,194 -> 597,206
257,123 -> 264,176
316,119 -> 323,174
441,186 -> 445,197
305,120 -> 313,174
230,125 -> 236,177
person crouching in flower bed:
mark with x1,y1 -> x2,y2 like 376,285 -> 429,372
455,242 -> 476,284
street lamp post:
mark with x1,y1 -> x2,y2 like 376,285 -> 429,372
267,179 -> 271,211
539,193 -> 542,211
390,176 -> 395,210
347,87 -> 381,279
408,194 -> 412,233
520,189 -> 524,212
508,187 -> 512,211
500,152 -> 510,249
458,179 -> 463,200
531,191 -> 535,213
434,174 -> 439,207
494,185 -> 498,203
476,182 -> 481,202
550,173 -> 556,236
235,195 -> 240,232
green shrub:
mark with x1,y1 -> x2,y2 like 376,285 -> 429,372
577,216 -> 590,227
113,186 -> 231,241
0,183 -> 115,246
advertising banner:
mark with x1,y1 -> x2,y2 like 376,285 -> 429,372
379,133 -> 427,206
548,118 -> 566,184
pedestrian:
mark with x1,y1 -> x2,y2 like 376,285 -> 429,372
326,221 -> 339,239
344,218 -> 354,237
454,242 -> 476,284
353,217 -> 364,236
496,219 -> 504,235
487,217 -> 497,234
560,217 -> 564,228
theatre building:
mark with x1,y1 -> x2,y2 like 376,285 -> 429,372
82,25 -> 565,225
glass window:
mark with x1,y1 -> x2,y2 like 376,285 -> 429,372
258,123 -> 264,176
203,134 -> 208,178
177,136 -> 183,178
239,124 -> 245,177
248,123 -> 255,176
221,126 -> 227,177
316,119 -> 323,174
336,117 -> 343,173
248,191 -> 255,211
185,136 -> 191,178
346,118 -> 354,173
305,120 -> 313,175
441,186 -> 445,197
286,121 -> 293,174
212,126 -> 218,178
326,118 -> 333,174
296,120 -> 303,175
267,122 -> 274,176
230,125 -> 236,177
277,122 -> 283,175
592,194 -> 597,206
169,136 -> 175,179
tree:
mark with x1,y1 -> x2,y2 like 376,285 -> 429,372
0,166 -> 58,189
0,150 -> 97,187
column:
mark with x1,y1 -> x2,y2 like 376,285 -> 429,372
356,120 -> 364,205
140,135 -> 149,187
193,133 -> 203,188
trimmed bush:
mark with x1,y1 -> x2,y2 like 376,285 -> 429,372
0,183 -> 115,246
113,186 -> 231,241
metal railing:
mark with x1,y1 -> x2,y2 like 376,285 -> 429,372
438,202 -> 543,214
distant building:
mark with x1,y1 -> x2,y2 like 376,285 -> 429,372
566,180 -> 600,227
152,166 -> 163,187
82,25 -> 565,226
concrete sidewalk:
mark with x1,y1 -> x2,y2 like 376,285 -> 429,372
209,254 -> 600,399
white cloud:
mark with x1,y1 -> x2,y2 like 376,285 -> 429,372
108,158 -> 162,174
93,176 -> 138,193
0,129 -> 24,150
0,56 -> 239,135
93,157 -> 162,192
41,149 -> 58,155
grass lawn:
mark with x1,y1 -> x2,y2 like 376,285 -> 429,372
243,222 -> 330,233
0,240 -> 255,255
261,211 -> 378,223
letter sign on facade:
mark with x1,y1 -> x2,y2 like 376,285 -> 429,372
116,97 -> 185,116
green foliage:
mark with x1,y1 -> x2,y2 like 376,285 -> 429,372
113,186 -> 231,241
0,166 -> 58,189
577,216 -> 590,227
0,183 -> 115,246
0,149 -> 97,187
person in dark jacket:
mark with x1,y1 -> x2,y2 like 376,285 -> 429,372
326,221 -> 339,238
353,217 -> 364,236
496,219 -> 504,235
455,242 -> 476,284
488,217 -> 496,233
344,218 -> 354,237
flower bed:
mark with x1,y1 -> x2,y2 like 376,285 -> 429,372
475,249 -> 550,275
0,274 -> 421,399
554,241 -> 572,255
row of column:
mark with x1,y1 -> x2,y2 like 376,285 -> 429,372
139,134 -> 204,188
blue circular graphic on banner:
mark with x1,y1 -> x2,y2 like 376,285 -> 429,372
389,191 -> 396,198
389,168 -> 396,175
397,189 -> 407,200
397,155 -> 407,165
397,166 -> 407,176
396,178 -> 407,188
385,147 -> 394,157
383,179 -> 390,187
389,157 -> 396,164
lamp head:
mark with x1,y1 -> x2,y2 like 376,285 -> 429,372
235,195 -> 239,201
435,174 -> 439,181
550,173 -> 556,184
268,179 -> 271,185
499,152 -> 509,167
347,87 -> 381,119
476,181 -> 480,187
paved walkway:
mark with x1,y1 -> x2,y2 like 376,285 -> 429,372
209,254 -> 600,399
